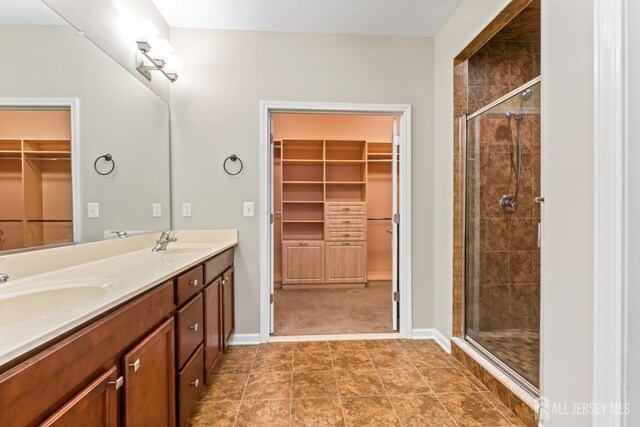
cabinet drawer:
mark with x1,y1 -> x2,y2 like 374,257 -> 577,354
176,265 -> 204,306
325,216 -> 366,228
325,242 -> 367,283
326,202 -> 366,216
176,293 -> 204,368
282,241 -> 325,284
204,248 -> 234,285
326,228 -> 366,241
177,344 -> 204,427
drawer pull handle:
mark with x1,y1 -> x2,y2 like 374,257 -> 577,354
221,277 -> 226,285
189,279 -> 199,287
108,376 -> 124,390
190,379 -> 200,387
298,243 -> 308,246
342,207 -> 351,211
129,359 -> 140,372
387,229 -> 393,234
342,234 -> 350,237
342,221 -> 351,224
189,323 -> 199,332
342,243 -> 351,246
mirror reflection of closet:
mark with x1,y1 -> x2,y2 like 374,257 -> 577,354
0,109 -> 72,251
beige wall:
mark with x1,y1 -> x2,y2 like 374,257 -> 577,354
0,25 -> 171,242
169,28 -> 434,335
433,0 -> 510,342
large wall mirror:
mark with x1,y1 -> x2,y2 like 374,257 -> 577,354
0,0 -> 171,253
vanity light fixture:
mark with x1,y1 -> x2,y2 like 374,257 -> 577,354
133,19 -> 183,82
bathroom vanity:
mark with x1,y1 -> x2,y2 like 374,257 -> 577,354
0,230 -> 237,427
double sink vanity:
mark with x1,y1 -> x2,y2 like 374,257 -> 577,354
0,230 -> 238,427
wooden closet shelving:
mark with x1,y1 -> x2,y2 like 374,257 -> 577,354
0,138 -> 73,251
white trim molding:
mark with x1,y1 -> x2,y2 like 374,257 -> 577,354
412,329 -> 451,353
0,98 -> 81,241
593,0 -> 627,425
259,101 -> 413,343
229,334 -> 261,345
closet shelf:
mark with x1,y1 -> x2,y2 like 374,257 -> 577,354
326,181 -> 366,185
283,181 -> 324,185
26,219 -> 73,223
282,159 -> 324,165
283,201 -> 324,204
282,220 -> 324,223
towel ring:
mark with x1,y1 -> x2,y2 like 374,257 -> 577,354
223,154 -> 243,176
94,154 -> 115,176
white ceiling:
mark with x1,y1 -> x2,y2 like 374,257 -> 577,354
0,0 -> 67,25
151,0 -> 462,37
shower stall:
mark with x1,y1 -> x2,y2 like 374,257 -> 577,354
463,78 -> 541,392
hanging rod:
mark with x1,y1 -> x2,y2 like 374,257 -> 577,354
24,157 -> 70,161
368,217 -> 392,220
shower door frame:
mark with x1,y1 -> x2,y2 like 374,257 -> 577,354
461,77 -> 542,397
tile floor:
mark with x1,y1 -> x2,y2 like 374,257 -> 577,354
187,339 -> 528,427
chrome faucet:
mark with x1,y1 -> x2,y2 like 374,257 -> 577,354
0,273 -> 8,284
152,231 -> 177,252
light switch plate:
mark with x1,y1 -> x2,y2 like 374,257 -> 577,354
182,203 -> 192,217
153,203 -> 162,217
243,201 -> 255,217
87,202 -> 99,218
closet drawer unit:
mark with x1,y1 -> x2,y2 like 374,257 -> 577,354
176,265 -> 204,306
326,202 -> 367,216
326,228 -> 366,241
175,293 -> 204,368
325,216 -> 366,229
177,344 -> 204,427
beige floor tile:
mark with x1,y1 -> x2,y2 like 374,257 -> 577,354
335,369 -> 385,397
243,372 -> 292,400
294,341 -> 330,352
341,396 -> 401,426
390,394 -> 457,427
420,367 -> 478,393
329,340 -> 365,352
294,351 -> 333,372
257,342 -> 294,354
438,392 -> 511,426
291,398 -> 345,427
377,368 -> 432,395
331,350 -> 374,370
213,353 -> 255,374
405,350 -> 453,368
363,339 -> 400,351
188,400 -> 240,427
225,345 -> 259,355
235,400 -> 291,427
482,392 -> 526,425
292,371 -> 339,398
251,352 -> 293,373
368,349 -> 413,369
200,374 -> 248,402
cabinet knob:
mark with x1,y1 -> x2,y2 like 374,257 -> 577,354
129,359 -> 140,372
221,277 -> 226,285
189,279 -> 199,287
534,196 -> 545,203
190,379 -> 199,387
108,376 -> 124,390
189,323 -> 199,332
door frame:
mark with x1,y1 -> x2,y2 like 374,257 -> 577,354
0,98 -> 81,241
259,101 -> 413,342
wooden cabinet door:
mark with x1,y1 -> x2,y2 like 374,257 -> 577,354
222,266 -> 235,349
203,278 -> 222,383
282,241 -> 325,284
123,318 -> 176,427
40,366 -> 119,427
325,242 -> 367,283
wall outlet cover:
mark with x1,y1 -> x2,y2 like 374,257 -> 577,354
153,203 -> 162,217
182,202 -> 192,217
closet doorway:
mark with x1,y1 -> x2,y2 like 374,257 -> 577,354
260,103 -> 412,340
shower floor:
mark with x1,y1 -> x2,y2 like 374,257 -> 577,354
470,330 -> 540,388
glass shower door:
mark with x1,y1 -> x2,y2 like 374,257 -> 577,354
464,80 -> 541,390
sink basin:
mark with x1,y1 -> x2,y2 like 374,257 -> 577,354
0,286 -> 107,326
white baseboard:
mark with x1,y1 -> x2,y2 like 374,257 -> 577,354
228,333 -> 261,345
412,329 -> 451,353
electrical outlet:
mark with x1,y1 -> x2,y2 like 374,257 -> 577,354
87,202 -> 100,218
182,203 -> 192,217
243,201 -> 255,217
153,203 -> 162,217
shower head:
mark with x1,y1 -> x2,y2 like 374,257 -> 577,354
521,88 -> 534,102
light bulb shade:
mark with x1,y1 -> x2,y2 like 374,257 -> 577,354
164,55 -> 184,75
131,18 -> 159,43
148,38 -> 173,63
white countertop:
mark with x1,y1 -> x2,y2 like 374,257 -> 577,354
0,230 -> 238,368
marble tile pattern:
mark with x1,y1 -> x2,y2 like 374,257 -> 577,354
188,339 -> 530,427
